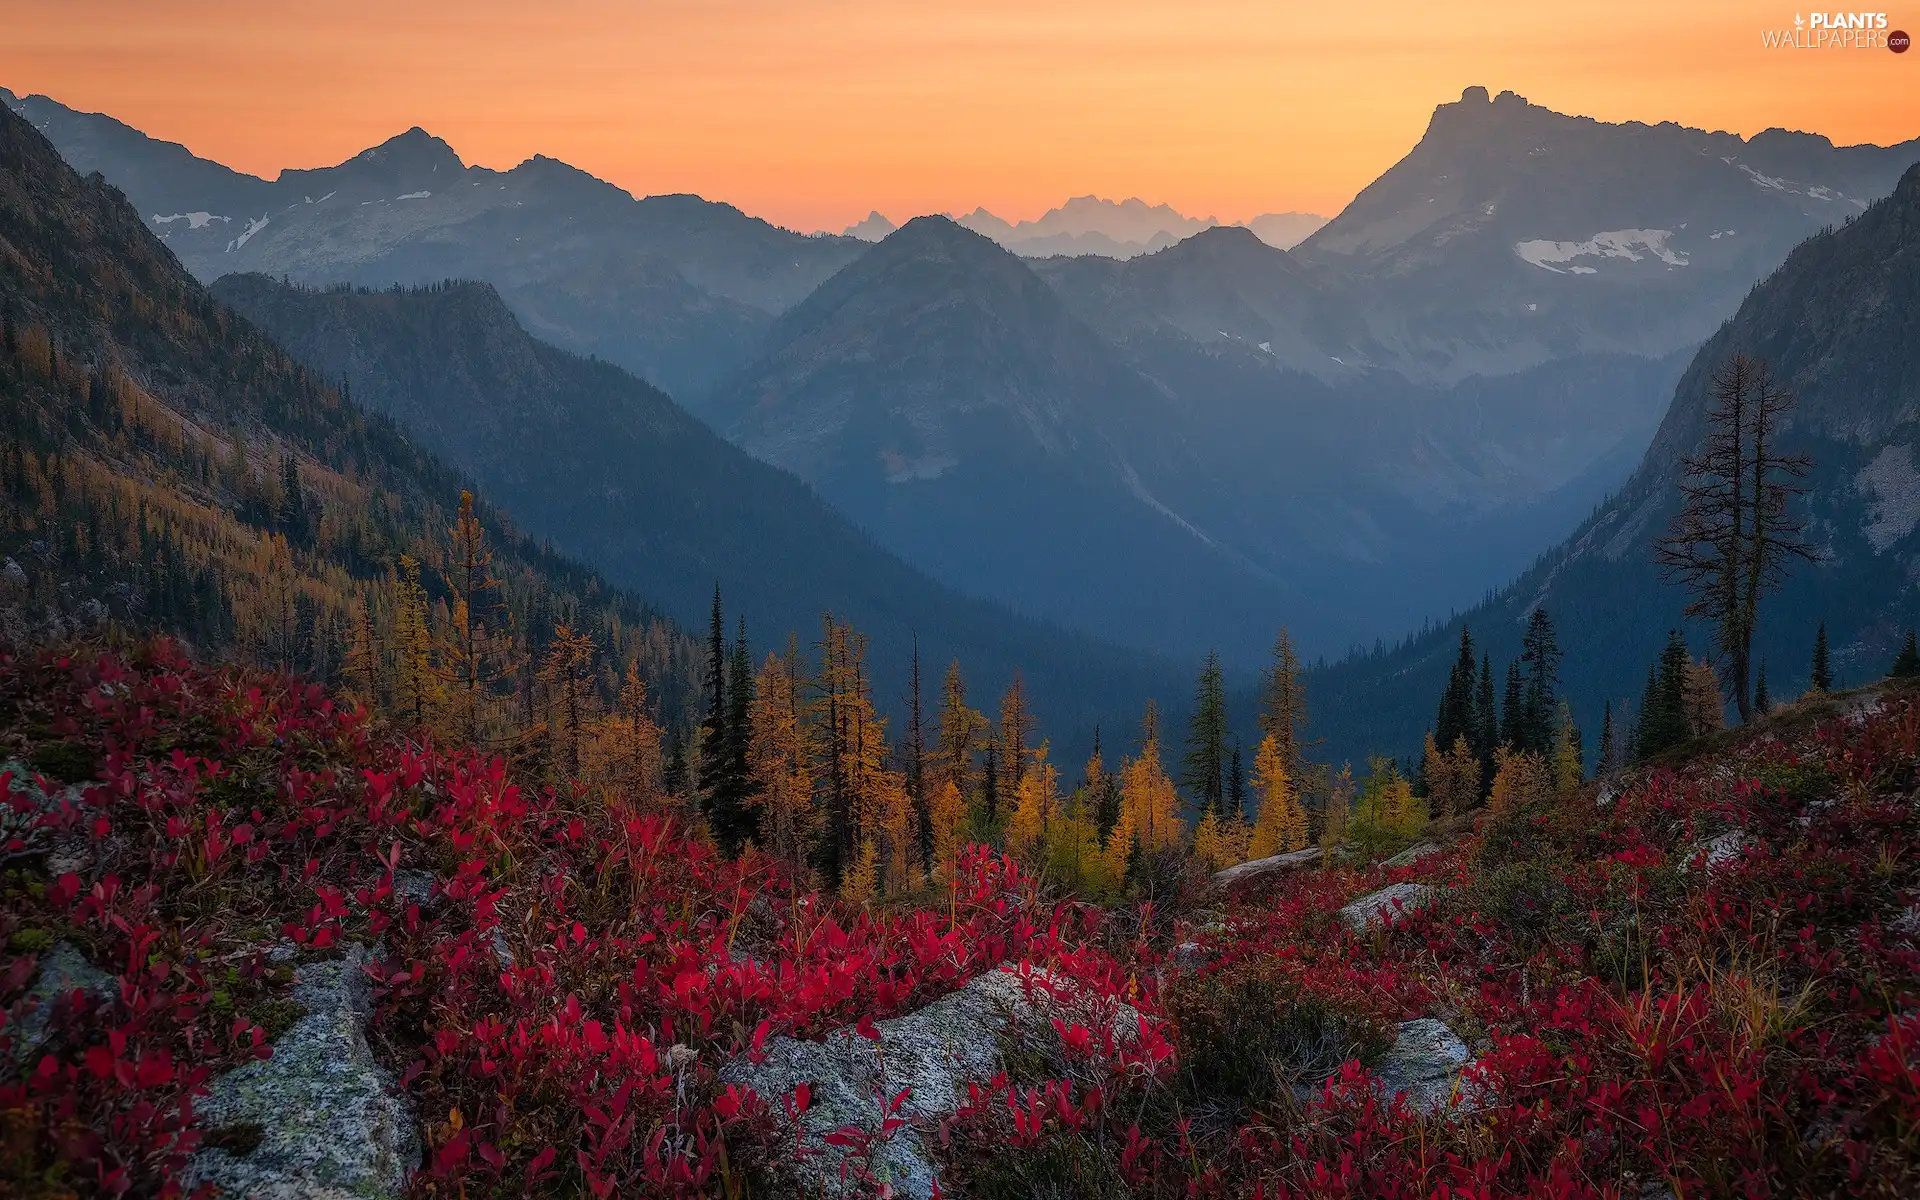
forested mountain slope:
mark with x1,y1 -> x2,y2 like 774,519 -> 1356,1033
0,96 -> 707,721
1307,161 -> 1920,767
210,272 -> 1189,738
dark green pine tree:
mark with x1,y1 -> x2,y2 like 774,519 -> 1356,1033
1635,630 -> 1694,760
1811,622 -> 1833,692
721,615 -> 760,849
981,736 -> 1000,826
277,451 -> 308,544
1597,700 -> 1616,776
1754,661 -> 1771,714
907,637 -> 930,874
1433,626 -> 1478,755
1181,650 -> 1230,816
1226,741 -> 1246,821
1892,630 -> 1919,679
1473,654 -> 1497,789
698,585 -> 744,852
1091,726 -> 1121,840
1500,660 -> 1527,751
662,726 -> 689,797
1519,608 -> 1562,754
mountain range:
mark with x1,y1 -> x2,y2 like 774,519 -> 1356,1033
0,97 -> 704,722
1309,157 -> 1920,767
207,271 -> 1186,734
0,87 -> 864,403
840,197 -> 1328,257
11,81 -> 1916,667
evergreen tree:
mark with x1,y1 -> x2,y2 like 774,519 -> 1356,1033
1086,726 -> 1121,840
981,735 -> 1000,826
906,637 -> 930,874
1754,661 -> 1771,713
1433,626 -> 1477,759
698,585 -> 728,803
1596,701 -> 1616,778
1811,622 -> 1833,692
1500,660 -> 1527,750
277,452 -> 308,544
1472,654 -> 1497,788
1635,630 -> 1694,760
1258,629 -> 1320,798
1182,650 -> 1230,815
663,727 -> 689,797
1519,608 -> 1562,753
1226,741 -> 1246,821
721,615 -> 760,849
1893,631 -> 1919,679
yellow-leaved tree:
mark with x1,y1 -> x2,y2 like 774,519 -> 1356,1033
1007,741 -> 1061,866
746,649 -> 817,877
1487,746 -> 1551,817
391,554 -> 443,731
1321,763 -> 1354,862
928,777 -> 967,879
1248,732 -> 1309,858
585,660 -> 664,809
1104,704 -> 1184,879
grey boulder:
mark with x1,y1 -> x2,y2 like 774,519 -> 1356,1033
1337,882 -> 1438,932
183,943 -> 418,1200
720,965 -> 1138,1199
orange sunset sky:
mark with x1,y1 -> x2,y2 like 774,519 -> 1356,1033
4,0 -> 1917,232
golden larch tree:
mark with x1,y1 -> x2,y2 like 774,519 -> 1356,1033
746,650 -> 818,877
1249,732 -> 1308,858
391,554 -> 443,732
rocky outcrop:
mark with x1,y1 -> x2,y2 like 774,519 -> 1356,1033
1213,846 -> 1321,888
1338,882 -> 1438,932
10,940 -> 118,1064
720,965 -> 1137,1200
1684,829 -> 1755,874
1369,1018 -> 1474,1116
183,944 -> 418,1200
1382,842 -> 1443,870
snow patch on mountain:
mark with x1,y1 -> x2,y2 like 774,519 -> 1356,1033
153,212 -> 229,229
228,215 -> 269,252
396,191 -> 431,200
1514,229 -> 1688,274
1857,444 -> 1920,552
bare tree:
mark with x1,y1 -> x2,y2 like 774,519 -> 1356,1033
1655,353 -> 1813,723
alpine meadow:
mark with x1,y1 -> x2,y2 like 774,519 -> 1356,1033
2,8 -> 1919,1198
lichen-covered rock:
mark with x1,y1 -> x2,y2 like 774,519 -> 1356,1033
1382,842 -> 1443,870
1337,882 -> 1437,932
720,965 -> 1137,1199
183,944 -> 418,1200
389,869 -> 440,911
1213,846 -> 1321,888
1369,1018 -> 1473,1116
10,940 -> 118,1063
1684,829 -> 1755,874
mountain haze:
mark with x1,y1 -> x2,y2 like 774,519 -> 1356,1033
705,214 -> 1305,657
212,271 -> 1187,732
1309,159 -> 1920,767
0,87 -> 862,402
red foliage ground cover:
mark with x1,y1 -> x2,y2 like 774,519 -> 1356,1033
0,641 -> 1160,1196
4,641 -> 1919,1198
938,692 -> 1920,1197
